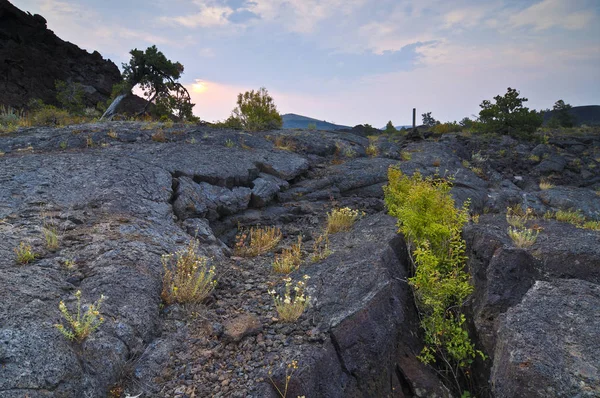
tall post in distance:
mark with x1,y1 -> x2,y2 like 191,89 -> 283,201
412,108 -> 416,129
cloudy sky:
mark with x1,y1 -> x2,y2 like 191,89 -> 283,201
15,0 -> 600,126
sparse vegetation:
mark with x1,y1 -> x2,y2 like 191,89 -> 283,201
311,232 -> 332,262
384,169 -> 481,394
42,225 -> 60,251
14,242 -> 36,264
432,122 -> 462,134
400,151 -> 412,161
234,226 -> 282,257
151,130 -> 167,142
161,240 -> 217,305
539,178 -> 554,190
478,87 -> 543,139
228,87 -> 283,131
506,205 -> 532,229
366,143 -> 378,157
273,136 -> 296,151
547,100 -> 576,128
269,275 -> 311,322
507,227 -> 538,248
555,209 -> 585,225
272,236 -> 303,274
55,290 -> 105,342
326,207 -> 361,234
307,122 -> 317,130
268,360 -> 300,398
385,120 -> 397,134
422,112 -> 438,127
225,138 -> 235,148
55,80 -> 85,115
582,221 -> 600,231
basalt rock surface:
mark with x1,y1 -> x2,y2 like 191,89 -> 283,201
0,123 -> 599,397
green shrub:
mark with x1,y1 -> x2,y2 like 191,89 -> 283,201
385,120 -> 397,134
0,106 -> 21,131
230,87 -> 282,131
478,87 -> 543,139
384,169 -> 482,392
55,80 -> 86,114
214,115 -> 244,129
432,122 -> 462,134
548,100 -> 576,128
30,105 -> 72,126
307,122 -> 317,130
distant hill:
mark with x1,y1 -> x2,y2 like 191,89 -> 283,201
543,105 -> 600,126
282,113 -> 351,130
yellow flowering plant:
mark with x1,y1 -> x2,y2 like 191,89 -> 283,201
55,290 -> 105,342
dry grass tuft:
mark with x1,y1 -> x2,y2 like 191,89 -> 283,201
273,136 -> 297,151
234,226 -> 282,257
161,240 -> 217,305
539,178 -> 554,190
311,232 -> 332,262
272,236 -> 303,274
14,242 -> 36,264
151,130 -> 167,142
366,143 -> 378,157
555,209 -> 585,225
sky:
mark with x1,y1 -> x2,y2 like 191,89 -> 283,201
15,0 -> 600,126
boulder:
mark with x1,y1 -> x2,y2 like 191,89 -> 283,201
250,173 -> 289,208
492,280 -> 600,398
222,314 -> 262,343
173,177 -> 252,221
534,155 -> 567,174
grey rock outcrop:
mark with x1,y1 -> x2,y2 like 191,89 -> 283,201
492,280 -> 600,398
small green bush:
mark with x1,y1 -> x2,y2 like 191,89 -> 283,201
0,106 -> 21,131
55,80 -> 86,114
30,105 -> 72,126
432,122 -> 462,134
230,87 -> 282,131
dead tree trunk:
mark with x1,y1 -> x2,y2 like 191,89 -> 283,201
100,93 -> 128,121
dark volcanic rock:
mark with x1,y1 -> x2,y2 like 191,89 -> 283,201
492,279 -> 600,398
250,173 -> 289,208
258,214 -> 450,398
0,0 -> 121,108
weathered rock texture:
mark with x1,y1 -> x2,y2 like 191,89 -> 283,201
0,0 -> 121,108
0,122 -> 598,397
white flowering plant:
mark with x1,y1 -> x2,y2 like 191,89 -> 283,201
269,275 -> 311,322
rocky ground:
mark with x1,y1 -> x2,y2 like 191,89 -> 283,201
0,122 -> 599,398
